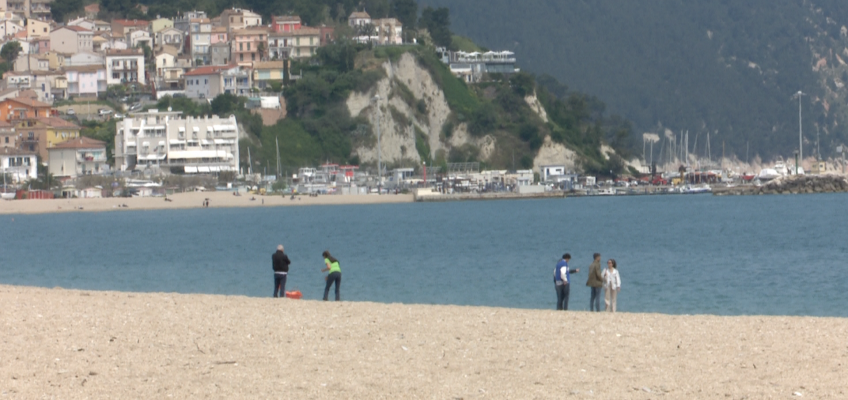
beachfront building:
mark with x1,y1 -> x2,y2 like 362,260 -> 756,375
0,147 -> 37,182
114,109 -> 239,174
47,136 -> 108,178
106,48 -> 145,85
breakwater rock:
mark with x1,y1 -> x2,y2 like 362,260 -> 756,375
714,174 -> 848,196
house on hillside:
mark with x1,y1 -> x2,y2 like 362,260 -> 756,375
111,19 -> 149,37
348,11 -> 371,27
25,18 -> 49,38
65,65 -> 107,98
84,3 -> 100,19
155,27 -> 184,51
50,26 -> 94,54
231,27 -> 269,66
105,48 -> 145,85
184,64 -> 251,99
252,61 -> 286,89
12,117 -> 81,159
292,27 -> 320,59
188,18 -> 212,65
272,15 -> 301,33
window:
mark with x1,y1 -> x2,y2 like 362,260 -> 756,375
204,79 -> 207,84
239,43 -> 243,51
239,54 -> 243,61
247,43 -> 251,50
251,53 -> 255,61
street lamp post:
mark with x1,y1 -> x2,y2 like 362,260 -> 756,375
371,95 -> 382,195
794,150 -> 799,175
793,90 -> 805,166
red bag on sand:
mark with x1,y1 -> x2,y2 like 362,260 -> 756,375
285,290 -> 302,299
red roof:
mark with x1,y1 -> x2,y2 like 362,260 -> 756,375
113,19 -> 150,27
51,136 -> 105,149
84,3 -> 100,12
35,117 -> 80,129
3,97 -> 52,109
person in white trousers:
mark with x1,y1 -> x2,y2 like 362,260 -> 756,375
603,259 -> 621,312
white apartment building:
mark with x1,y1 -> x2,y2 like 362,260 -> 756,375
106,48 -> 145,85
114,110 -> 239,174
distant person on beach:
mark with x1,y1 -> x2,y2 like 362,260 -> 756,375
586,253 -> 604,312
553,253 -> 580,310
603,259 -> 621,312
272,245 -> 291,298
321,250 -> 342,301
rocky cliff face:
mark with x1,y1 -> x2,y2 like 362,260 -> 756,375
346,53 -> 592,173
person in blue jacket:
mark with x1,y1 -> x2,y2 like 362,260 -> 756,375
553,253 -> 580,310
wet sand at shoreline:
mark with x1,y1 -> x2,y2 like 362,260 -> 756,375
1,285 -> 845,398
0,191 -> 413,215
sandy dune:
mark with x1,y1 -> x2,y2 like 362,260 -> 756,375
1,285 -> 845,398
0,191 -> 412,215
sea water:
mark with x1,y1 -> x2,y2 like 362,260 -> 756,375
1,193 -> 847,316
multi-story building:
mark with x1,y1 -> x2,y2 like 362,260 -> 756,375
84,3 -> 99,19
111,19 -> 149,37
155,27 -> 184,51
25,18 -> 49,38
114,109 -> 240,174
67,51 -> 104,67
231,27 -> 268,66
292,27 -> 320,59
348,11 -> 371,28
50,26 -> 93,54
0,147 -> 37,182
184,64 -> 251,99
149,17 -> 174,34
67,17 -> 95,31
106,48 -> 145,85
12,117 -> 81,159
155,46 -> 185,89
0,19 -> 25,38
6,0 -> 52,19
127,29 -> 152,48
374,18 -> 403,45
210,42 -> 231,66
272,15 -> 301,33
268,31 -> 293,60
48,136 -> 108,178
174,10 -> 206,33
0,73 -> 62,103
0,96 -> 52,121
188,18 -> 211,65
65,65 -> 106,97
221,8 -> 262,32
0,120 -> 17,149
252,61 -> 286,89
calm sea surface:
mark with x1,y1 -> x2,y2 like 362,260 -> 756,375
1,194 -> 847,316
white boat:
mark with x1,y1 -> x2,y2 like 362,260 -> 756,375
1,192 -> 14,200
756,168 -> 782,181
684,184 -> 712,194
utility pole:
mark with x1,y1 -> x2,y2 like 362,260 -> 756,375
371,95 -> 382,194
793,90 -> 806,164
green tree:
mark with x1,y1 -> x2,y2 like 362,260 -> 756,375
390,0 -> 417,29
50,0 -> 83,22
419,7 -> 452,48
1,41 -> 22,64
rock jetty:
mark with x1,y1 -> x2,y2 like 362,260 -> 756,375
714,174 -> 848,196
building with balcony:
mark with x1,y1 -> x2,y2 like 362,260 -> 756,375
231,27 -> 268,66
188,18 -> 212,65
114,109 -> 239,174
50,26 -> 93,54
210,42 -> 230,66
268,31 -> 293,60
106,48 -> 145,85
0,147 -> 37,182
155,27 -> 184,51
65,65 -> 106,97
220,8 -> 262,32
252,61 -> 286,89
5,71 -> 66,103
48,136 -> 108,178
0,120 -> 17,149
174,10 -> 206,33
13,117 -> 80,159
128,29 -> 152,48
184,64 -> 251,99
437,49 -> 520,83
291,27 -> 320,59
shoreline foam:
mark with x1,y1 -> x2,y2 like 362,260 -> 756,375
2,284 -> 844,398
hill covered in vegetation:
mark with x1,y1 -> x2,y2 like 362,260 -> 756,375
419,0 -> 848,162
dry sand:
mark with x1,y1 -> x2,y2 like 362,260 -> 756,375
0,191 -> 413,215
1,285 -> 845,399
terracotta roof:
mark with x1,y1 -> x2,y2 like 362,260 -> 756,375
113,19 -> 150,27
1,147 -> 37,156
211,26 -> 227,33
274,16 -> 301,23
36,117 -> 80,129
184,65 -> 233,76
106,49 -> 143,56
92,36 -> 107,42
61,26 -> 92,33
5,97 -> 52,108
84,4 -> 100,12
349,11 -> 371,19
63,65 -> 103,73
190,18 -> 211,23
157,45 -> 180,56
50,136 -> 105,149
252,61 -> 285,70
293,27 -> 320,36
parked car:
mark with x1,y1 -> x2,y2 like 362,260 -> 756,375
128,103 -> 143,112
98,109 -> 112,115
66,108 -> 75,115
114,113 -> 125,119
119,96 -> 129,103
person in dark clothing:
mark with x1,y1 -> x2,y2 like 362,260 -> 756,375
553,253 -> 580,310
272,245 -> 291,298
586,253 -> 604,312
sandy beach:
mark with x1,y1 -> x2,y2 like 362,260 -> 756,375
1,285 -> 845,398
0,191 -> 413,215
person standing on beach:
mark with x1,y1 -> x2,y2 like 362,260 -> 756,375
553,253 -> 580,310
586,253 -> 604,312
272,245 -> 291,298
603,259 -> 621,312
321,250 -> 342,301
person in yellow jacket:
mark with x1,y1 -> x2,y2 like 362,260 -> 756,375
321,250 -> 342,301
